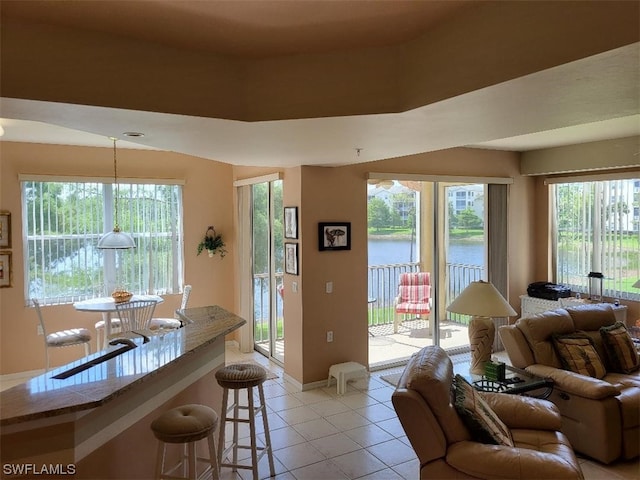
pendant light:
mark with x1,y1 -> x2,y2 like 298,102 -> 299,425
98,137 -> 136,249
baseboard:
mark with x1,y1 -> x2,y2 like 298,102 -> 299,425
282,372 -> 327,392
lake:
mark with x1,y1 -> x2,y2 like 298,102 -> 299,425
368,238 -> 484,266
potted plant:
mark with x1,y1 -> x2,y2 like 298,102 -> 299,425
197,226 -> 227,258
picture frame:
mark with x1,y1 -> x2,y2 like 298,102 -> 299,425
0,251 -> 12,288
284,206 -> 298,239
0,212 -> 10,248
318,222 -> 351,251
285,242 -> 299,275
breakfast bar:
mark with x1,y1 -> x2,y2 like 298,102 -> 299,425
0,305 -> 245,479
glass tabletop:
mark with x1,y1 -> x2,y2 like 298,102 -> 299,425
471,365 -> 553,397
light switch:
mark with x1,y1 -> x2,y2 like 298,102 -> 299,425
292,281 -> 298,293
326,282 -> 333,294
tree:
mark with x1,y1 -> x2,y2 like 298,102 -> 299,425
456,208 -> 483,231
368,197 -> 392,232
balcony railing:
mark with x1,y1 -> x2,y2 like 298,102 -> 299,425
251,262 -> 484,340
368,262 -> 484,327
253,272 -> 284,345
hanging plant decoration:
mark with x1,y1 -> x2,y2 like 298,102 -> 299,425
197,226 -> 227,258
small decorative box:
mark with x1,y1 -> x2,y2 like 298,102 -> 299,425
484,361 -> 506,382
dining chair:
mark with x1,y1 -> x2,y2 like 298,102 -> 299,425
110,299 -> 158,341
32,299 -> 92,371
149,285 -> 192,331
94,314 -> 123,352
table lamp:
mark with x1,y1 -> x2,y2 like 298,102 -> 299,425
447,280 -> 517,374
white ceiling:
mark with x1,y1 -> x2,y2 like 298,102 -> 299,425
1,1 -> 639,167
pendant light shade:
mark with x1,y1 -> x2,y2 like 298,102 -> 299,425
98,137 -> 135,249
98,228 -> 136,249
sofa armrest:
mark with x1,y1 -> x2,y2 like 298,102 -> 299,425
447,441 -> 583,479
525,364 -> 620,400
481,392 -> 561,430
499,324 -> 535,368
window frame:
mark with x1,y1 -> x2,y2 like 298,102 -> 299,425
20,175 -> 185,306
549,174 -> 639,301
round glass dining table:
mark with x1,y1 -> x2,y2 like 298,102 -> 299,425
73,294 -> 164,349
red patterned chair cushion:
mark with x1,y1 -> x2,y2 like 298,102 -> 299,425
395,272 -> 431,314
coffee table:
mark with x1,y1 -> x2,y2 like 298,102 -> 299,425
470,365 -> 553,398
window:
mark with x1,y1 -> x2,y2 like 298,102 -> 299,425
22,179 -> 184,305
552,178 -> 639,299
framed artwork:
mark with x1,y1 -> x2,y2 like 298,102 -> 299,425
0,251 -> 12,288
285,242 -> 298,275
0,212 -> 10,248
284,207 -> 298,239
318,222 -> 351,251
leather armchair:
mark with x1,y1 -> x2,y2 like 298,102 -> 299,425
391,346 -> 584,479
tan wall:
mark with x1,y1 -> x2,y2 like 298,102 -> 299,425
0,142 -> 235,374
521,136 -> 640,175
300,166 -> 369,384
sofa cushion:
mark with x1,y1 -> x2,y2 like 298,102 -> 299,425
453,374 -> 514,447
577,330 -> 612,370
600,322 -> 640,374
566,304 -> 617,331
516,309 -> 575,368
552,333 -> 606,379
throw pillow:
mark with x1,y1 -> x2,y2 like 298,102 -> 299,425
600,322 -> 640,374
453,374 -> 514,447
552,333 -> 607,379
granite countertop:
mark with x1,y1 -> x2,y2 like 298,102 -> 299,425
0,305 -> 245,426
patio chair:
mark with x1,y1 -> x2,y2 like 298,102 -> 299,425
394,272 -> 432,333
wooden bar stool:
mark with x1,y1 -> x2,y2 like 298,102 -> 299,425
215,363 -> 275,480
151,404 -> 220,480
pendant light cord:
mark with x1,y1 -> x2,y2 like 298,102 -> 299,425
111,137 -> 121,231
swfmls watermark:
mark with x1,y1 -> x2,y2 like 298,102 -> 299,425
3,463 -> 76,476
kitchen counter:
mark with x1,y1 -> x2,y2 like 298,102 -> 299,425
0,305 -> 245,477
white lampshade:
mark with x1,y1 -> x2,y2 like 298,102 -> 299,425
97,137 -> 136,250
447,280 -> 517,317
97,229 -> 136,249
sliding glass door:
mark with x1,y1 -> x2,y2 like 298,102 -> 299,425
438,182 -> 486,354
368,179 -> 493,367
251,180 -> 284,363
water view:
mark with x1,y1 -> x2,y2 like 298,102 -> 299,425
368,238 -> 484,266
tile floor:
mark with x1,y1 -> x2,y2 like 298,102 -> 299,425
1,347 -> 638,480
225,346 -> 639,480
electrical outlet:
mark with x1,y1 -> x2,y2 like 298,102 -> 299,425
37,325 -> 44,336
327,331 -> 333,342
326,281 -> 333,294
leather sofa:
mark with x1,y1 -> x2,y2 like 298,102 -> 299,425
391,345 -> 583,479
499,304 -> 640,464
